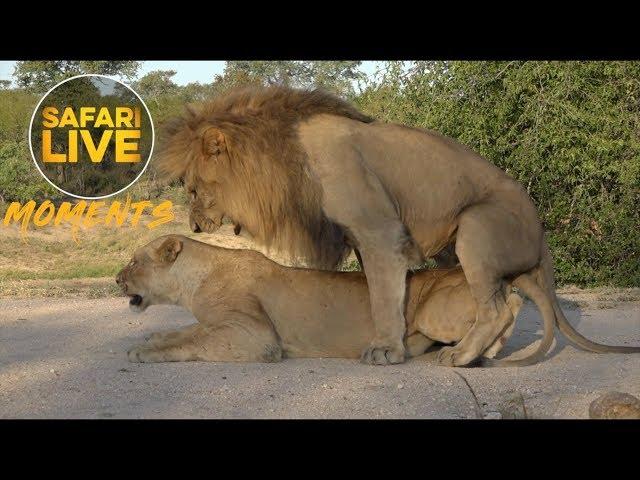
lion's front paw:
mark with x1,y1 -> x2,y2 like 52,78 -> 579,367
436,345 -> 477,367
361,344 -> 405,365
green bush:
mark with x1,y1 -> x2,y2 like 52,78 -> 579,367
356,61 -> 640,287
0,141 -> 59,204
0,89 -> 38,143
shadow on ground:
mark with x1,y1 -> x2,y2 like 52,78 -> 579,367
0,296 -> 638,419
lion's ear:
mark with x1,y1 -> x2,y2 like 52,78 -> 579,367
157,237 -> 183,263
202,128 -> 227,157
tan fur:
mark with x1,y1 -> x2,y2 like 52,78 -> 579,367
115,235 -> 527,363
155,86 -> 639,366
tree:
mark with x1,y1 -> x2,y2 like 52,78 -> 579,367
305,61 -> 367,98
0,89 -> 38,143
13,61 -> 141,93
223,61 -> 303,86
0,141 -> 58,203
134,70 -> 179,99
0,79 -> 11,90
218,61 -> 365,97
179,82 -> 219,102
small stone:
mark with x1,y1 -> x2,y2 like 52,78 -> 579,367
483,411 -> 502,420
499,392 -> 528,419
397,383 -> 404,390
589,391 -> 640,419
50,368 -> 56,374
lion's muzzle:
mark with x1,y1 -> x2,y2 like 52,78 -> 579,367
189,208 -> 222,234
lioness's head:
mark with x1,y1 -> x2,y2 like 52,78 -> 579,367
115,235 -> 184,312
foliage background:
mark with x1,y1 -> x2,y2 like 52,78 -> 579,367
0,60 -> 638,286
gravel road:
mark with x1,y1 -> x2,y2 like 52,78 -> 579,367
1,297 -> 638,419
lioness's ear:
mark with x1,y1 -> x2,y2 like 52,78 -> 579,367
202,128 -> 226,157
158,237 -> 183,263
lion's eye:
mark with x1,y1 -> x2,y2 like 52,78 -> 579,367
190,190 -> 197,201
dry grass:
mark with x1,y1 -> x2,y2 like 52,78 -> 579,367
0,206 -> 192,282
1,277 -> 121,299
1,191 -> 637,304
0,196 -> 193,297
556,285 -> 640,309
0,194 -> 362,298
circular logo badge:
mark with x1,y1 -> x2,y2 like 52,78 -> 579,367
29,74 -> 154,199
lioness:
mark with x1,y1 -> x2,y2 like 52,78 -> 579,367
157,86 -> 639,366
116,235 -> 562,366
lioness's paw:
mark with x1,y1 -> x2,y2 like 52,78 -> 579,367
436,345 -> 477,367
127,347 -> 141,362
145,332 -> 165,343
361,345 -> 405,365
127,345 -> 153,363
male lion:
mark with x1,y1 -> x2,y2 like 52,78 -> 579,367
156,86 -> 639,366
116,235 -> 563,365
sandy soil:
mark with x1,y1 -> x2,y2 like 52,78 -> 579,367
1,296 -> 638,419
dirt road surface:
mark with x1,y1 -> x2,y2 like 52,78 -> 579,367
1,296 -> 638,419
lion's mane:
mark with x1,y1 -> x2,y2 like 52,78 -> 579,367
155,86 -> 374,268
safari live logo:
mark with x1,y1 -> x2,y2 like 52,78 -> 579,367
3,74 -> 174,240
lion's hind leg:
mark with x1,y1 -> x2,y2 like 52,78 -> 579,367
437,200 -> 541,367
128,317 -> 282,363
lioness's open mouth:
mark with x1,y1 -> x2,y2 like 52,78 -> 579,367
128,294 -> 143,307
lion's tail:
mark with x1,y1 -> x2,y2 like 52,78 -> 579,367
482,269 -> 556,367
484,237 -> 639,367
539,239 -> 640,354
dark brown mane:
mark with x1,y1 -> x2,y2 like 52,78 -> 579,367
155,86 -> 374,268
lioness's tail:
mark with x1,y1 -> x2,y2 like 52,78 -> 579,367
539,239 -> 640,354
482,270 -> 556,367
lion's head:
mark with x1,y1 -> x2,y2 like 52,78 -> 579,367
155,86 -> 373,269
115,235 -> 184,312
